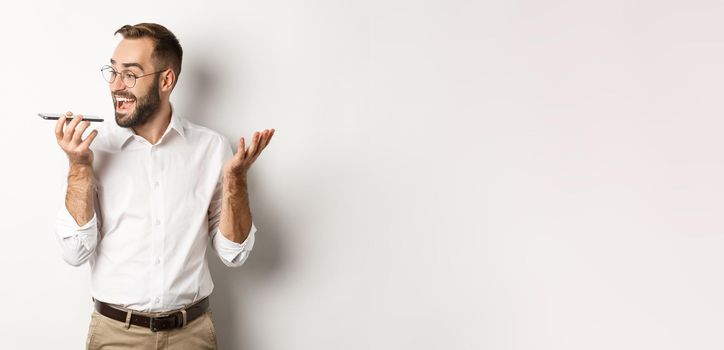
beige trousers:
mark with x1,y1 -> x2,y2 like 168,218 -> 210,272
86,309 -> 218,350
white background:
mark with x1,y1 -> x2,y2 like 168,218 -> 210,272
1,0 -> 723,349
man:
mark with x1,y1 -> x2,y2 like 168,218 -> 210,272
53,23 -> 274,349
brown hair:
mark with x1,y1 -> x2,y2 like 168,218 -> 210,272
114,23 -> 183,87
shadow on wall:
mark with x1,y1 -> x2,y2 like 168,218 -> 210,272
207,195 -> 285,350
180,59 -> 287,349
177,59 -> 215,125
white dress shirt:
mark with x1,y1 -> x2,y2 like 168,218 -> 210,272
55,112 -> 256,312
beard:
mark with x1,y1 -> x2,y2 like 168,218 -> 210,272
113,78 -> 161,128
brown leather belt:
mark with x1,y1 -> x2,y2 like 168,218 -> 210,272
94,297 -> 209,332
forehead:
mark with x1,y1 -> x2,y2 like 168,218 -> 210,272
111,37 -> 155,70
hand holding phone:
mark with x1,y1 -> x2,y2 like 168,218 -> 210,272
53,112 -> 100,166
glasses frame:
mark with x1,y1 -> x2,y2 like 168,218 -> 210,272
100,65 -> 168,88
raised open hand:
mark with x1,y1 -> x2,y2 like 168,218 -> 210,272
223,128 -> 275,179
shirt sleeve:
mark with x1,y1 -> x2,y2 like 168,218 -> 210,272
207,136 -> 256,267
55,162 -> 101,267
210,225 -> 256,267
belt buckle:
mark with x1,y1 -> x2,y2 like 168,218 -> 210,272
149,313 -> 180,332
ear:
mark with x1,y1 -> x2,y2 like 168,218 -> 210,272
160,69 -> 176,92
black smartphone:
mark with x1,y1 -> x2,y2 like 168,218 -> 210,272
38,113 -> 104,122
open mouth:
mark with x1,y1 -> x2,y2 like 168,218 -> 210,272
115,96 -> 136,113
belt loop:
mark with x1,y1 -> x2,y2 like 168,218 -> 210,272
181,309 -> 188,328
124,311 -> 132,329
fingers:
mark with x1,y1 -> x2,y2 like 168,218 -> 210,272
237,137 -> 246,159
253,131 -> 266,158
62,115 -> 85,143
246,129 -> 275,159
55,111 -> 74,142
246,131 -> 260,158
55,115 -> 67,142
233,129 -> 274,168
253,129 -> 274,158
72,121 -> 91,144
81,129 -> 99,147
260,129 -> 274,152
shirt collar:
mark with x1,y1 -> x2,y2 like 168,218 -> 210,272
111,107 -> 187,149
168,110 -> 187,140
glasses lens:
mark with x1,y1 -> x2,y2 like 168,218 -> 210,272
122,72 -> 137,88
101,66 -> 116,83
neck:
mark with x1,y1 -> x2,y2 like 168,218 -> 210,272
132,100 -> 172,145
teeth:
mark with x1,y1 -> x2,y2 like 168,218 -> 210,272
115,97 -> 135,102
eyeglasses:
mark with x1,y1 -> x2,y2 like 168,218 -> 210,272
100,65 -> 167,88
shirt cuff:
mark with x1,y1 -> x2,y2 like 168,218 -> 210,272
213,222 -> 256,265
56,206 -> 98,251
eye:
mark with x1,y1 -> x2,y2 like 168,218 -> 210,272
122,71 -> 137,80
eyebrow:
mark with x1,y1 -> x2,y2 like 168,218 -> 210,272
110,59 -> 145,72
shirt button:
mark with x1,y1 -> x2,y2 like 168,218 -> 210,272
155,258 -> 161,265
155,298 -> 160,304
155,219 -> 160,226
154,181 -> 160,188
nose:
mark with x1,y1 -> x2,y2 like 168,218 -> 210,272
110,75 -> 126,92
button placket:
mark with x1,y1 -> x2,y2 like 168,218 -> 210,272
148,145 -> 165,310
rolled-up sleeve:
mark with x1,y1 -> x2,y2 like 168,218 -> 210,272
207,176 -> 257,267
55,205 -> 99,266
211,225 -> 256,267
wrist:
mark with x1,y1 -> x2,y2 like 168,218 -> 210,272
69,161 -> 94,171
68,162 -> 96,185
223,172 -> 248,196
224,169 -> 247,185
